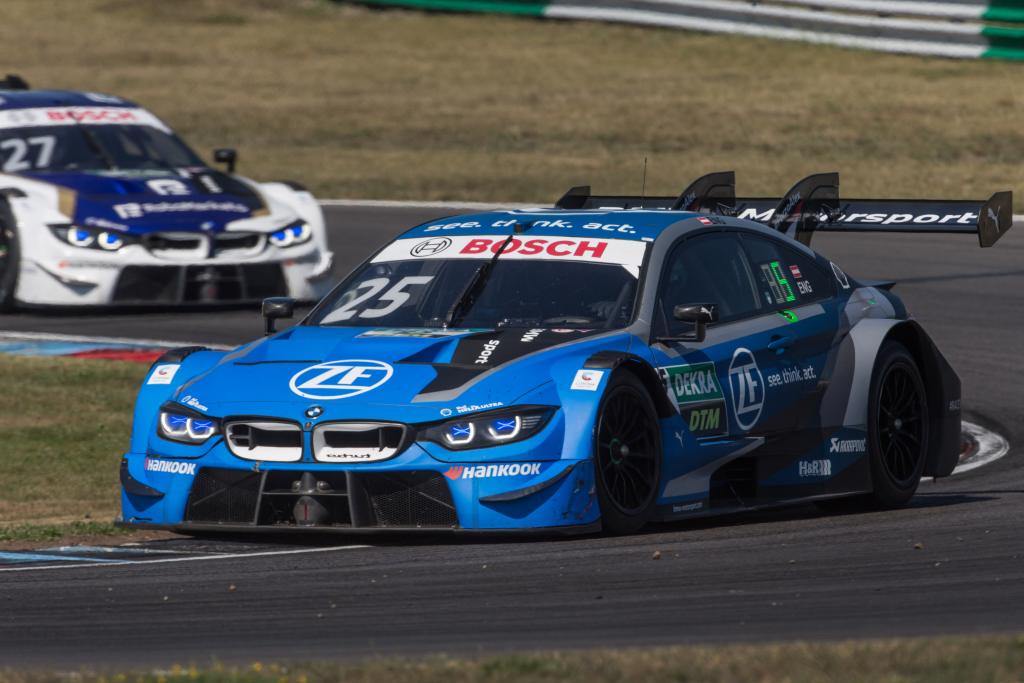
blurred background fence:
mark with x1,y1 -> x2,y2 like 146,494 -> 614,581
354,0 -> 1024,59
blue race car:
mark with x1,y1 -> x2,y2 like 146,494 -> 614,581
118,172 -> 1013,535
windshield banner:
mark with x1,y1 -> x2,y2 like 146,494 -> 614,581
372,235 -> 648,274
0,107 -> 171,133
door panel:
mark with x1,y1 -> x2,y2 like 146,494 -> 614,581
647,230 -> 845,514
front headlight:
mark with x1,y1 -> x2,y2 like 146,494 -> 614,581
419,407 -> 554,450
50,224 -> 134,251
269,222 -> 312,248
158,409 -> 219,444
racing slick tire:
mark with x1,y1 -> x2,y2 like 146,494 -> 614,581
594,371 -> 662,535
0,200 -> 18,311
819,341 -> 929,512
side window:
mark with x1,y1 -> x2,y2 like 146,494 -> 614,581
656,232 -> 761,335
740,233 -> 833,309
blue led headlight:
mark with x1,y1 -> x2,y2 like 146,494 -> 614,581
487,416 -> 521,441
97,231 -> 124,250
158,409 -> 219,444
420,407 -> 553,451
68,227 -> 95,247
50,224 -> 134,251
445,422 -> 475,447
269,222 -> 312,248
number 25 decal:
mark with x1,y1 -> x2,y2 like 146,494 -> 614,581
331,276 -> 434,321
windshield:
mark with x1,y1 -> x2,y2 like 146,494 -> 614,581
0,124 -> 203,173
308,235 -> 648,330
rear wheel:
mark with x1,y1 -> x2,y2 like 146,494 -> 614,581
594,372 -> 662,534
868,342 -> 929,507
0,202 -> 19,312
818,341 -> 928,512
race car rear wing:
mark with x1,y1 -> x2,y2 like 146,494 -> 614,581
554,171 -> 737,212
555,172 -> 1013,248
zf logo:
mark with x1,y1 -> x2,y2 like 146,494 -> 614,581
728,348 -> 764,431
289,360 -> 393,400
410,237 -> 452,257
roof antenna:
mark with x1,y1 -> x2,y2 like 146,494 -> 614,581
641,156 -> 648,202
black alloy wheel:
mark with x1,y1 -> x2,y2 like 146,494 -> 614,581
817,340 -> 929,513
866,341 -> 929,507
0,203 -> 18,311
876,360 -> 927,488
594,372 -> 661,533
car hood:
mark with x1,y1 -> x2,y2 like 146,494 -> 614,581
26,168 -> 269,235
173,325 -> 633,422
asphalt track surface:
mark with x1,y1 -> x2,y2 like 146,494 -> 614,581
2,205 -> 1023,669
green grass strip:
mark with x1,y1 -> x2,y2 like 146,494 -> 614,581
356,0 -> 548,15
5,637 -> 1024,682
0,521 -> 128,543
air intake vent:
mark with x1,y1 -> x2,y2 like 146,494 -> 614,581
312,422 -> 410,463
225,420 -> 303,462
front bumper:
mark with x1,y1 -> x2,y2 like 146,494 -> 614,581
16,243 -> 333,306
119,451 -> 599,534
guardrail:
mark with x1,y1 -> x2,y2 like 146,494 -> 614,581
355,0 -> 1024,60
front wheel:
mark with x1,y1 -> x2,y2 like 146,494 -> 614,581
594,371 -> 662,534
0,202 -> 19,312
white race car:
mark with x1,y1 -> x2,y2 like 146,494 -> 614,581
0,75 -> 333,310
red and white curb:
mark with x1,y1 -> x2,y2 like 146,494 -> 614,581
955,420 -> 1010,475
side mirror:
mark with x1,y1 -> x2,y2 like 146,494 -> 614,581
213,148 -> 237,173
262,297 -> 295,336
672,303 -> 719,343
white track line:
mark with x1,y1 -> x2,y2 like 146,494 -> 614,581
0,331 -> 231,351
956,420 -> 1010,474
0,544 -> 369,573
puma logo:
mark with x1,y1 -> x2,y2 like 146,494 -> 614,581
988,205 -> 1003,232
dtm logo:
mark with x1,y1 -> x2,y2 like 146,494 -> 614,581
410,237 -> 452,257
288,360 -> 393,400
728,348 -> 764,431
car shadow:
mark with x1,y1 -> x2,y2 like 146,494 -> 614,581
155,491 -> 996,551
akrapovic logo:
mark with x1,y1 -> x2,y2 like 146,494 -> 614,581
144,458 -> 196,476
444,463 -> 542,480
830,438 -> 866,454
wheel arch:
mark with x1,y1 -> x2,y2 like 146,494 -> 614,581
583,350 -> 676,418
882,321 -> 962,478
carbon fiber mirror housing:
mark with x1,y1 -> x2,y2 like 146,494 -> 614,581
262,297 -> 295,335
672,303 -> 719,343
213,148 -> 237,173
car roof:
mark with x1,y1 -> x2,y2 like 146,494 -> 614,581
397,208 -> 707,243
0,89 -> 140,110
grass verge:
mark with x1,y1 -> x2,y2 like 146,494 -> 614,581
0,1 -> 1020,203
0,355 -> 145,537
1,636 -> 1023,681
